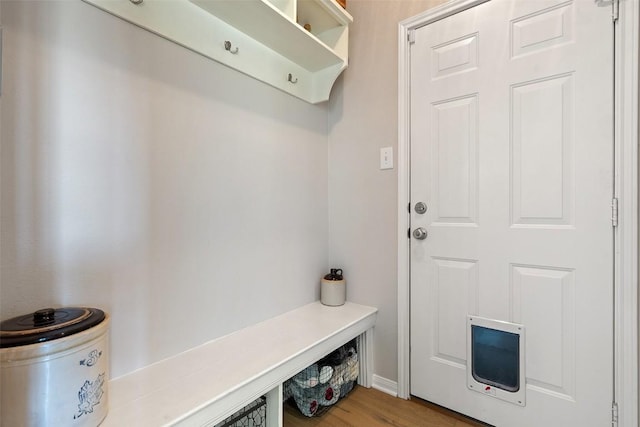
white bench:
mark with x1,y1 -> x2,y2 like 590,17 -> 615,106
102,302 -> 378,426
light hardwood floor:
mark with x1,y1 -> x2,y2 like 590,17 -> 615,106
283,386 -> 488,427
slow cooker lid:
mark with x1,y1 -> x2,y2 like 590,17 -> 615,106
0,307 -> 106,348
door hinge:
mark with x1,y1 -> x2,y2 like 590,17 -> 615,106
612,401 -> 619,426
612,0 -> 619,23
408,29 -> 416,45
612,198 -> 619,227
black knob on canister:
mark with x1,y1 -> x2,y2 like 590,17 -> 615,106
33,308 -> 56,325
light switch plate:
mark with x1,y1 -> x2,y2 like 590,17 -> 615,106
380,147 -> 393,170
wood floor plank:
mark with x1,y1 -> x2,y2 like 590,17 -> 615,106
283,386 -> 487,427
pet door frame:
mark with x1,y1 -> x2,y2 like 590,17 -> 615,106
467,315 -> 526,406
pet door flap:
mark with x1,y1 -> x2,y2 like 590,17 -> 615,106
467,316 -> 525,406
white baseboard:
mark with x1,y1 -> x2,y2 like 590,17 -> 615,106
371,374 -> 398,397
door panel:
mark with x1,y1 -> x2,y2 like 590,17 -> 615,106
432,95 -> 478,224
409,0 -> 613,425
511,74 -> 575,226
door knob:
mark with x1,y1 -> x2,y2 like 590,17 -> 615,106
414,202 -> 427,214
413,227 -> 428,240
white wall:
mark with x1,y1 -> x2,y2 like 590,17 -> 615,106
0,0 -> 452,387
328,0 -> 447,383
1,0 -> 329,378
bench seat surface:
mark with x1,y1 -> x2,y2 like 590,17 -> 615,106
102,301 -> 377,426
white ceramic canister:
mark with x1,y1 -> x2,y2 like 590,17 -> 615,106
321,268 -> 346,306
1,307 -> 110,427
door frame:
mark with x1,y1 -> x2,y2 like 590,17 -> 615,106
396,1 -> 638,426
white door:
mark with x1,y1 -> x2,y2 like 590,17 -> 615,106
409,0 -> 614,426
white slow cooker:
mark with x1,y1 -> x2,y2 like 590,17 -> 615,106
1,307 -> 110,427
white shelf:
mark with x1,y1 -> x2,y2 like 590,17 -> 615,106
190,0 -> 344,72
82,0 -> 352,103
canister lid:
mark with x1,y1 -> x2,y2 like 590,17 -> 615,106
0,307 -> 106,348
323,268 -> 343,281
